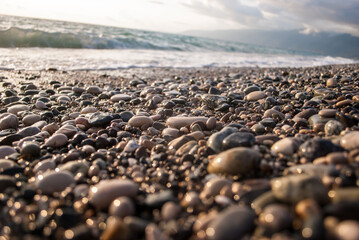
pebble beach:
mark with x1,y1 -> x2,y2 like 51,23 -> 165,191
0,64 -> 359,240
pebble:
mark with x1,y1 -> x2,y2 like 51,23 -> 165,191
340,131 -> 359,150
45,133 -> 68,148
271,174 -> 328,204
259,204 -> 292,231
166,116 -> 208,129
7,104 -> 29,115
0,159 -> 17,172
271,137 -> 300,155
298,138 -> 344,161
245,91 -> 266,101
161,202 -> 181,221
206,206 -> 255,240
335,220 -> 359,240
0,146 -> 17,158
208,147 -> 260,175
86,86 -> 102,94
20,141 -> 40,157
36,170 -> 75,194
318,109 -> 337,118
207,127 -> 237,153
222,132 -> 255,149
324,120 -> 344,136
89,179 -> 138,209
109,196 -> 135,218
34,159 -> 56,173
111,93 -> 131,102
18,126 -> 41,137
128,116 -> 153,128
0,113 -> 19,130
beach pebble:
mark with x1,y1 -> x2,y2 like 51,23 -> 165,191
298,138 -> 343,160
200,177 -> 232,199
111,94 -> 131,102
206,206 -> 255,240
20,141 -> 40,156
42,122 -> 59,135
86,86 -> 102,94
325,120 -> 344,136
35,100 -> 47,110
161,202 -> 181,221
259,204 -> 292,231
59,160 -> 89,175
109,196 -> 135,218
45,133 -> 68,148
335,220 -> 359,240
271,174 -> 328,204
18,126 -> 41,137
80,106 -> 98,114
207,127 -> 237,153
36,170 -> 75,194
0,159 -> 17,172
0,175 -> 17,192
319,109 -> 337,118
22,114 -> 41,126
89,179 -> 138,209
56,125 -> 78,138
246,91 -> 266,101
128,116 -> 153,128
7,104 -> 29,115
0,113 -> 19,130
271,137 -> 300,155
166,116 -> 208,129
206,117 -> 217,130
88,112 -> 113,127
222,132 -> 255,149
34,159 -> 56,173
0,146 -> 17,158
208,147 -> 260,175
340,131 -> 359,150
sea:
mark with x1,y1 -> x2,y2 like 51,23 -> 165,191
0,15 -> 357,71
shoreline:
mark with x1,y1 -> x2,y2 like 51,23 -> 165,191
0,63 -> 359,239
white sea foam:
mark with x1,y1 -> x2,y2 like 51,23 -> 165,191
0,48 -> 357,71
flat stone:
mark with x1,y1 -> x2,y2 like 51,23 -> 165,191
36,170 -> 75,194
319,109 -> 337,118
34,159 -> 56,173
206,206 -> 255,240
263,109 -> 285,120
86,86 -> 102,94
245,91 -> 266,101
119,111 -> 134,122
88,112 -> 113,127
271,137 -> 300,155
128,116 -> 153,128
80,107 -> 98,114
208,147 -> 260,175
17,126 -> 41,137
45,133 -> 68,148
22,114 -> 41,126
89,179 -> 138,209
111,94 -> 131,102
166,116 -> 208,129
271,175 -> 328,204
55,125 -> 78,138
340,131 -> 359,150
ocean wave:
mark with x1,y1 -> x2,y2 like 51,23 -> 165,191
0,26 -> 292,54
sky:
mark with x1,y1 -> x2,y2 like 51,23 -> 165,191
0,0 -> 358,36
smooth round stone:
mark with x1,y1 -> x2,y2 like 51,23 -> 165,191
88,112 -> 113,127
86,86 -> 102,94
245,91 -> 266,101
72,86 -> 85,94
161,202 -> 181,221
206,117 -> 217,130
326,78 -> 337,87
119,111 -> 134,122
111,94 -> 131,102
32,120 -> 47,129
22,114 -> 41,126
128,116 -> 153,128
244,85 -> 260,95
294,108 -> 317,119
162,128 -> 179,138
36,170 -> 75,194
259,204 -> 292,231
18,126 -> 41,137
34,159 -> 56,173
0,146 -> 17,158
166,116 -> 208,129
35,101 -> 47,110
108,196 -> 135,218
0,114 -> 19,130
208,147 -> 260,175
89,179 -> 138,209
319,109 -> 337,118
271,175 -> 328,204
7,104 -> 29,115
325,120 -> 344,136
42,122 -> 59,135
206,206 -> 255,240
45,133 -> 68,148
222,132 -> 255,149
340,131 -> 359,150
20,141 -> 40,156
80,107 -> 98,114
207,127 -> 237,153
271,137 -> 300,155
57,95 -> 71,103
284,163 -> 334,178
263,109 -> 285,120
0,159 -> 17,171
335,220 -> 359,240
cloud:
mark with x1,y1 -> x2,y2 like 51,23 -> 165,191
184,0 -> 359,35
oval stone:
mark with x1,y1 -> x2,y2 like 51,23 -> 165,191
36,170 -> 75,194
22,114 -> 42,126
166,116 -> 208,129
340,131 -> 359,150
108,196 -> 135,218
128,116 -> 153,128
45,133 -> 68,148
206,206 -> 255,240
89,179 -> 138,209
0,146 -> 17,158
245,91 -> 266,101
0,113 -> 19,130
208,147 -> 260,175
271,137 -> 300,155
111,94 -> 131,102
7,104 -> 29,115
